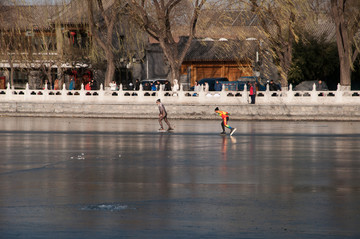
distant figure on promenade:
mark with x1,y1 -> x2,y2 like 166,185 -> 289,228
54,79 -> 59,90
156,81 -> 161,91
249,82 -> 256,104
90,79 -> 97,90
151,82 -> 157,91
156,99 -> 174,131
75,79 -> 81,90
173,79 -> 179,91
204,82 -> 209,92
214,107 -> 236,136
143,82 -> 151,91
85,81 -> 91,90
43,80 -> 50,90
128,82 -> 134,90
164,81 -> 172,91
109,81 -> 117,91
269,80 -> 280,91
69,78 -> 75,90
315,79 -> 328,91
194,81 -> 200,92
214,80 -> 222,91
135,79 -> 140,91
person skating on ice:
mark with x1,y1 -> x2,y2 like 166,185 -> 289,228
214,107 -> 236,136
156,99 -> 174,131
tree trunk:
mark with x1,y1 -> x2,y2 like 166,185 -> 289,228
105,53 -> 115,88
10,65 -> 14,90
331,0 -> 351,90
277,42 -> 292,90
7,56 -> 14,89
338,51 -> 351,90
47,67 -> 52,87
87,0 -> 117,90
159,40 -> 181,84
169,62 -> 181,84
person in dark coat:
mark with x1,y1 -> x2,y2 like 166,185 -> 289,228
164,81 -> 172,91
214,81 -> 222,91
90,79 -> 97,90
269,80 -> 279,91
135,79 -> 140,91
315,79 -> 328,91
143,82 -> 151,91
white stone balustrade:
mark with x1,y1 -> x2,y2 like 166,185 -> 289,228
1,82 -> 360,105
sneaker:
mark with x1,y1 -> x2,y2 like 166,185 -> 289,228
220,131 -> 226,135
230,128 -> 237,136
167,127 -> 174,131
158,128 -> 164,131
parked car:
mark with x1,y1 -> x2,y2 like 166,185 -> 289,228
190,77 -> 229,91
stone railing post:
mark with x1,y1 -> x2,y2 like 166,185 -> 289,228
242,84 -> 248,103
137,85 -> 144,101
5,83 -> 11,97
264,83 -> 271,102
219,85 -> 227,102
178,84 -> 185,102
44,83 -> 49,95
335,83 -> 343,103
118,84 -> 125,99
158,85 -> 164,98
98,83 -> 105,97
61,83 -> 67,101
5,83 -> 12,101
79,84 -> 86,100
23,83 -> 30,101
286,84 -> 294,103
311,83 -> 317,103
119,84 -> 123,94
198,84 -> 206,102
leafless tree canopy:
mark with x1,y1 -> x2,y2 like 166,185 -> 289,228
124,0 -> 207,82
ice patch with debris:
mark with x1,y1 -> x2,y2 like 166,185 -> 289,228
81,203 -> 133,212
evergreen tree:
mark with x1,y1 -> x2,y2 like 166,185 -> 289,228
288,33 -> 340,90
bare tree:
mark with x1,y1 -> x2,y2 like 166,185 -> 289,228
124,0 -> 207,83
247,0 -> 310,89
330,0 -> 360,90
0,29 -> 16,88
87,0 -> 121,88
0,4 -> 25,89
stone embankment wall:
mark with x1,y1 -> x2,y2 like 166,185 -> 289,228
1,102 -> 360,121
1,83 -> 360,121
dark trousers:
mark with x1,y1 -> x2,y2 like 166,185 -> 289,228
250,94 -> 256,104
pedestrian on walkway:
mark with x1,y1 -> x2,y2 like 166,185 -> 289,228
249,82 -> 256,104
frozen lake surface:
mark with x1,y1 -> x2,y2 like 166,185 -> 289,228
0,117 -> 359,238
